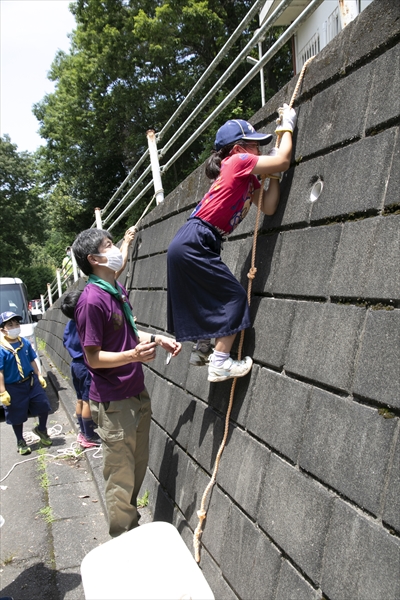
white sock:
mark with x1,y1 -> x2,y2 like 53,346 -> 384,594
210,350 -> 230,367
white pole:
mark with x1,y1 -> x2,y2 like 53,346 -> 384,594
56,269 -> 63,297
258,37 -> 265,106
40,294 -> 45,313
95,208 -> 103,229
71,249 -> 79,282
146,130 -> 164,205
47,283 -> 53,307
339,0 -> 359,28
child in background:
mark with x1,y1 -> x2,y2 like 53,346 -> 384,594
61,291 -> 101,448
167,106 -> 296,382
0,311 -> 52,455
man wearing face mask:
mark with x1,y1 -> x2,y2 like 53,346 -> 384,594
0,312 -> 52,455
72,228 -> 182,537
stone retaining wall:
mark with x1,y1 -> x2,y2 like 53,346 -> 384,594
37,1 -> 400,597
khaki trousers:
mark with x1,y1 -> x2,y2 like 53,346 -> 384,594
90,390 -> 151,537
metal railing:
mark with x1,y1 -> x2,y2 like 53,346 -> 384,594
41,0 -> 325,311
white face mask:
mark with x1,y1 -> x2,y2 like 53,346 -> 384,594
5,327 -> 21,339
94,246 -> 123,272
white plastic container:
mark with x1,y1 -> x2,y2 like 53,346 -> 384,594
81,521 -> 215,600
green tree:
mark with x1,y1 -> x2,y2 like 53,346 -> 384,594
34,0 -> 293,244
0,135 -> 56,298
0,136 -> 44,272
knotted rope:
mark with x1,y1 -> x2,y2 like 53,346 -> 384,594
193,55 -> 315,564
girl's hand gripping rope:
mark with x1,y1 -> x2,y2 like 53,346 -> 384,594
275,103 -> 297,134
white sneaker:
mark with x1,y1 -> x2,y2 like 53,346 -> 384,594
207,356 -> 253,382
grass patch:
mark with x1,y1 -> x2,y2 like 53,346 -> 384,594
2,553 -> 15,566
137,490 -> 149,508
38,506 -> 55,524
37,448 -> 50,489
37,338 -> 46,352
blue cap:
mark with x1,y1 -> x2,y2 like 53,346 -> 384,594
214,119 -> 273,151
0,312 -> 22,327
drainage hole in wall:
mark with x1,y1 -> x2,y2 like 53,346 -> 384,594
310,178 -> 324,202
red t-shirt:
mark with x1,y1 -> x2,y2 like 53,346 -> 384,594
191,153 -> 260,235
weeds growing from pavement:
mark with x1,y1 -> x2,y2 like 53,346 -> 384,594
37,449 -> 49,490
2,553 -> 15,566
38,506 -> 55,524
138,490 -> 149,508
37,338 -> 46,352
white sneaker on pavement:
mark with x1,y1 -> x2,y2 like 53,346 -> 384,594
207,356 -> 253,382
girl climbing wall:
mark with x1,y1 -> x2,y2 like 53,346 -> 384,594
167,105 -> 297,382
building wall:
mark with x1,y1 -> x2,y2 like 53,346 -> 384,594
37,1 -> 400,598
295,0 -> 374,71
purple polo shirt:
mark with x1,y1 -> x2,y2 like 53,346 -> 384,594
74,282 -> 144,402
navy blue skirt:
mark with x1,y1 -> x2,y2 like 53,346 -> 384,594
167,218 -> 251,342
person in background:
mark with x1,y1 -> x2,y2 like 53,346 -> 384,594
167,107 -> 296,382
61,291 -> 101,449
72,227 -> 181,537
0,312 -> 52,455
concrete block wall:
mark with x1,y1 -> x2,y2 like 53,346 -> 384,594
37,1 -> 400,597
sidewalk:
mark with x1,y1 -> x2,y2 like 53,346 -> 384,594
0,350 -> 151,600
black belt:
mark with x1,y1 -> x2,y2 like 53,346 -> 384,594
17,372 -> 34,386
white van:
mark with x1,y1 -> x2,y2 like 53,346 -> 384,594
0,277 -> 42,370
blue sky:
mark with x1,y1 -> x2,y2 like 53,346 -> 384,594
1,0 -> 76,153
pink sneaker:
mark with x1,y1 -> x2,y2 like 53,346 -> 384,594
77,433 -> 101,448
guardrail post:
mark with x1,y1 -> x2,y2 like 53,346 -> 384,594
40,295 -> 45,313
56,269 -> 63,297
147,129 -> 164,205
257,33 -> 265,106
71,250 -> 79,282
95,207 -> 102,229
47,283 -> 53,307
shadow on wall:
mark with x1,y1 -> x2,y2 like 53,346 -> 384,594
152,399 -> 197,524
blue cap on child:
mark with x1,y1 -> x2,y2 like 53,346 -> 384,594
214,119 -> 273,151
0,312 -> 23,327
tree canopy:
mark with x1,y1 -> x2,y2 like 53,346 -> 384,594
0,136 -> 54,297
3,0 -> 293,300
34,0 -> 293,242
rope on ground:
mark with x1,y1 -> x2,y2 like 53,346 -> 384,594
193,55 -> 316,564
0,424 -> 102,484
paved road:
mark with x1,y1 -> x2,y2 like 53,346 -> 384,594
0,356 -> 108,599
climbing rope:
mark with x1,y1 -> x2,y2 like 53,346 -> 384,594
134,193 -> 157,231
193,55 -> 316,564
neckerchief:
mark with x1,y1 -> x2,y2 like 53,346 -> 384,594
87,274 -> 138,339
0,334 -> 26,379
